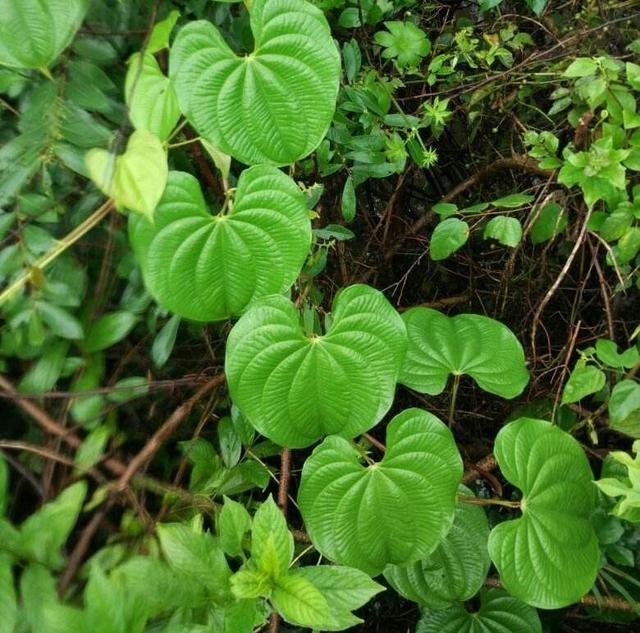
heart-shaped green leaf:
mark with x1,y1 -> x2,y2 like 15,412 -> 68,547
0,0 -> 88,70
488,418 -> 599,609
226,285 -> 406,448
298,408 -> 463,575
399,308 -> 529,398
416,589 -> 542,633
384,485 -> 490,609
129,165 -> 311,322
125,53 -> 181,141
169,0 -> 341,165
86,130 -> 168,221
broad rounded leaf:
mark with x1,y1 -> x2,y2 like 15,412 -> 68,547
483,216 -> 522,247
609,380 -> 640,437
125,53 -> 181,141
226,284 -> 407,448
416,589 -> 541,633
384,485 -> 490,609
430,218 -> 469,260
170,0 -> 341,165
488,418 -> 599,609
129,166 -> 311,322
86,129 -> 168,221
298,408 -> 463,575
399,308 -> 529,398
0,0 -> 88,70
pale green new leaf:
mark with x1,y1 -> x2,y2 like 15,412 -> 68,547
219,496 -> 251,558
292,566 -> 384,630
416,589 -> 542,633
170,0 -> 341,165
298,408 -> 463,576
399,307 -> 529,398
488,418 -> 599,609
86,129 -> 168,220
271,574 -> 331,628
384,485 -> 490,609
0,0 -> 88,70
561,365 -> 606,404
125,53 -> 181,141
147,10 -> 180,54
225,284 -> 407,448
251,496 -> 293,581
129,166 -> 311,322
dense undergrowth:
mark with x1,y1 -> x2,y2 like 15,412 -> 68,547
1,0 -> 640,632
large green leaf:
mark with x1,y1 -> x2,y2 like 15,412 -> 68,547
86,129 -> 168,221
0,0 -> 88,70
416,589 -> 542,633
125,53 -> 181,141
129,166 -> 311,322
225,284 -> 407,448
399,307 -> 529,398
298,408 -> 462,575
169,0 -> 341,165
488,418 -> 599,609
384,485 -> 490,609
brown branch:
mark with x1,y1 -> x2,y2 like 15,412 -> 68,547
362,432 -> 386,453
116,373 -> 225,491
462,454 -> 498,484
184,126 -> 225,201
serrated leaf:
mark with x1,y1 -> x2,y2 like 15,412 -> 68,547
416,589 -> 541,633
298,408 -> 463,576
170,0 -> 341,165
125,53 -> 181,141
251,496 -> 293,580
483,216 -> 522,247
384,485 -> 490,609
271,573 -> 331,628
0,0 -> 88,70
488,418 -> 599,609
399,307 -> 529,398
430,218 -> 469,260
561,365 -> 606,404
226,284 -> 407,448
129,166 -> 311,322
86,129 -> 168,220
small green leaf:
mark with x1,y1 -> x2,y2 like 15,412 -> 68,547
298,408 -> 463,576
564,57 -> 598,78
417,589 -> 541,633
400,307 -> 529,398
86,129 -> 168,220
84,311 -> 138,353
170,0 -> 341,165
595,339 -> 639,370
125,53 -> 180,141
430,218 -> 469,260
341,175 -> 356,222
271,573 -> 331,628
561,365 -> 606,404
483,216 -> 522,247
75,425 -> 110,471
107,377 -> 148,404
490,193 -> 534,208
384,485 -> 490,609
251,495 -> 293,580
488,418 -> 599,609
37,302 -> 84,340
219,496 -> 251,558
530,202 -> 567,244
151,315 -> 181,368
147,10 -> 180,54
433,202 -> 458,218
226,284 -> 407,448
129,167 -> 311,322
374,21 -> 431,71
609,380 -> 640,437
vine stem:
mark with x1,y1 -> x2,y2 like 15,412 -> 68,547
458,495 -> 521,509
0,199 -> 114,306
448,373 -> 461,427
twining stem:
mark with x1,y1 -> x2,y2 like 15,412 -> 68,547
0,199 -> 114,306
458,495 -> 521,509
448,373 -> 461,427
